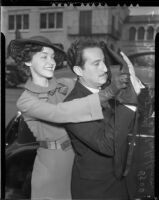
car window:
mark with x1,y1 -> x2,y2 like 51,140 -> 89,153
130,54 -> 154,68
129,53 -> 155,88
6,113 -> 36,145
17,116 -> 36,144
6,114 -> 20,145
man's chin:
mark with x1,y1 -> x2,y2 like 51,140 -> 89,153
99,79 -> 109,89
100,78 -> 107,85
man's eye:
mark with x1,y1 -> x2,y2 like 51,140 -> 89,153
94,62 -> 99,66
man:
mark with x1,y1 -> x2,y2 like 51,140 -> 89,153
64,39 -> 138,199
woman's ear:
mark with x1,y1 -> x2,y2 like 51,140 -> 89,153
73,66 -> 83,77
24,62 -> 32,67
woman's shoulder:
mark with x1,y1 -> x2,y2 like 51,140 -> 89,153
18,89 -> 38,99
57,77 -> 76,86
16,89 -> 40,110
57,77 -> 76,96
57,77 -> 76,92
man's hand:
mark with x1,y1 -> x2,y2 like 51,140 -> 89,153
98,73 -> 130,105
111,73 -> 130,92
120,51 -> 145,95
116,81 -> 138,106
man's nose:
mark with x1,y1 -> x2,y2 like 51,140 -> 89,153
102,62 -> 108,72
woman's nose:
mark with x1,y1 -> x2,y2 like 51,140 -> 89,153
49,57 -> 56,65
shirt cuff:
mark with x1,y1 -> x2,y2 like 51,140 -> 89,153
124,104 -> 137,112
88,93 -> 104,120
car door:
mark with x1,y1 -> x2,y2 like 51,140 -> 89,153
5,112 -> 38,199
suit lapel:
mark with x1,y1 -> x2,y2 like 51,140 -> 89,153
74,81 -> 93,97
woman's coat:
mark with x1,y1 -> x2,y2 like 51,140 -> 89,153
16,77 -> 104,200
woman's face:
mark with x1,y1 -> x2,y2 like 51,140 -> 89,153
26,46 -> 56,80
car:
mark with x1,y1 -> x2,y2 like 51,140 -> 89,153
128,51 -> 155,88
5,63 -> 27,88
5,112 -> 38,199
5,52 -> 155,199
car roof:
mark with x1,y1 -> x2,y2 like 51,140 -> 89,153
128,51 -> 155,58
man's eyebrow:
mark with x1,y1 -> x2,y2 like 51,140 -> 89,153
92,58 -> 104,63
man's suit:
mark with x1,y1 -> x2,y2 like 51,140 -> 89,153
64,81 -> 136,200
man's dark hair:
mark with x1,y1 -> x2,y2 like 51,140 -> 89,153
67,39 -> 102,71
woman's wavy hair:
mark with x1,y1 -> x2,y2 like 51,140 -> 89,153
8,43 -> 43,78
67,39 -> 111,87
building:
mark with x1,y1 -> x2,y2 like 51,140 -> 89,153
121,15 -> 159,55
2,6 -> 158,57
1,5 -> 129,54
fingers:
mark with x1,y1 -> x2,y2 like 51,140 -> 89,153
121,81 -> 129,88
112,74 -> 130,89
106,46 -> 125,66
120,74 -> 130,83
113,73 -> 130,83
121,83 -> 128,88
120,51 -> 131,65
120,51 -> 136,76
119,74 -> 130,88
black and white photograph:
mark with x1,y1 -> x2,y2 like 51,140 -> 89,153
1,3 -> 157,200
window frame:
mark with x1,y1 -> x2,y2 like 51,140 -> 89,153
8,15 -> 15,30
40,13 -> 47,29
129,27 -> 136,41
40,11 -> 63,31
147,26 -> 154,41
8,13 -> 29,32
79,10 -> 92,35
137,27 -> 145,41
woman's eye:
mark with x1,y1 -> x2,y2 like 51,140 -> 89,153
41,56 -> 47,59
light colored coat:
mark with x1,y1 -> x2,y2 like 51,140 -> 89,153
16,77 -> 103,200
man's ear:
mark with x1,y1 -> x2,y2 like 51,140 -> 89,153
73,66 -> 83,77
24,62 -> 32,67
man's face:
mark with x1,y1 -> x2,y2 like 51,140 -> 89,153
27,47 -> 56,80
79,47 -> 108,89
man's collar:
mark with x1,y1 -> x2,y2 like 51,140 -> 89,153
84,85 -> 100,94
78,80 -> 100,94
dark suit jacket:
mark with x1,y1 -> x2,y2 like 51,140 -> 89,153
64,81 -> 136,199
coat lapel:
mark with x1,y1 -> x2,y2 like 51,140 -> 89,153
74,81 -> 93,97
